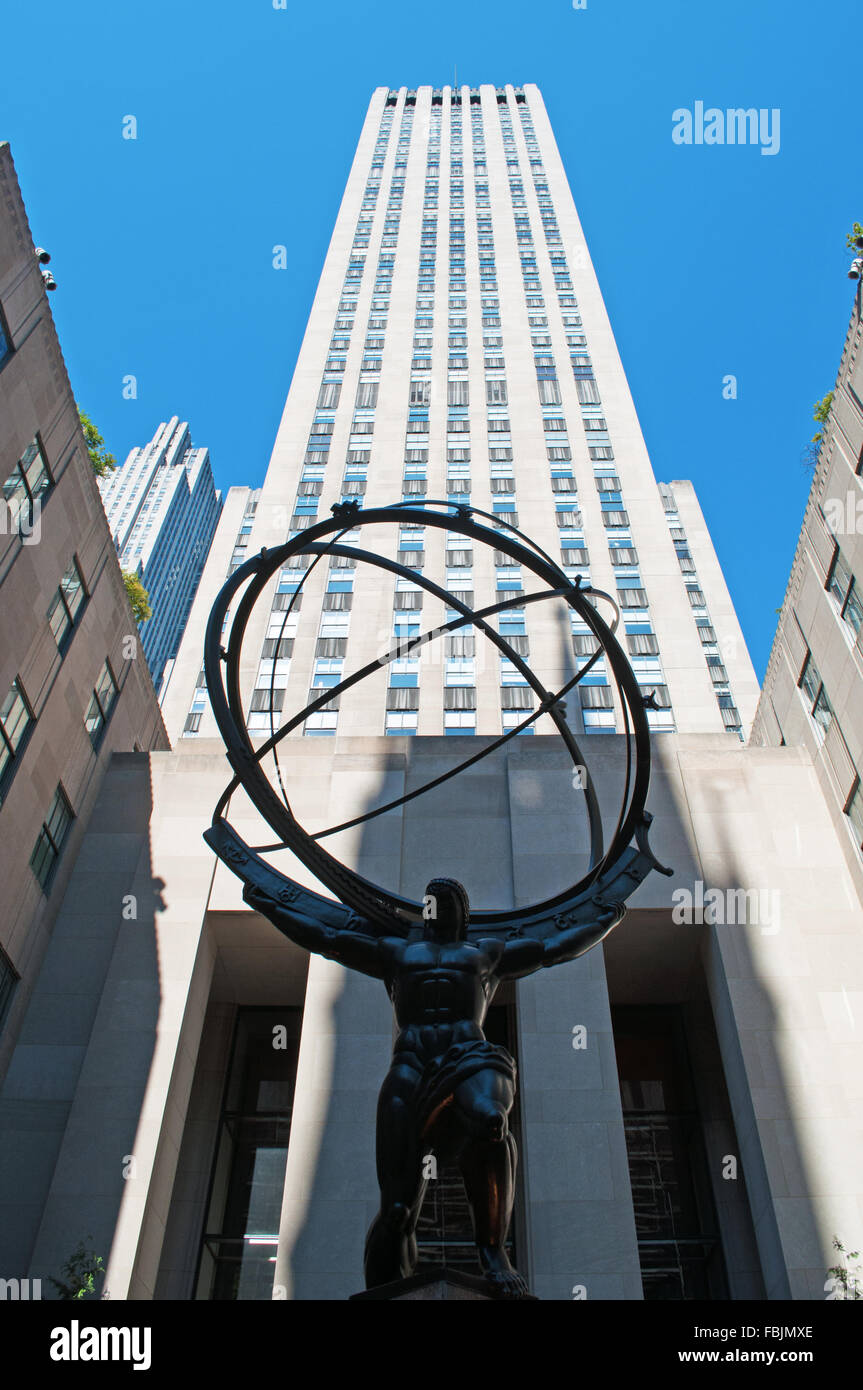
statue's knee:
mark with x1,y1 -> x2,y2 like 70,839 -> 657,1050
383,1201 -> 411,1233
477,1102 -> 507,1142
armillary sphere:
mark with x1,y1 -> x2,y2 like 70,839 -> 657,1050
203,499 -> 671,946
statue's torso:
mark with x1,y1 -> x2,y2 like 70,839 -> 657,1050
388,939 -> 501,1061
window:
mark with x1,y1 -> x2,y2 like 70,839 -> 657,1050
844,581 -> 863,636
501,687 -> 533,710
618,588 -> 648,608
812,685 -> 833,733
316,637 -> 347,658
538,379 -> 561,405
196,1008 -> 301,1299
444,687 -> 476,710
304,711 -> 338,735
0,299 -> 12,368
0,940 -> 17,1036
580,686 -> 614,709
317,382 -> 341,409
47,558 -> 87,650
448,380 -> 469,406
30,784 -> 74,890
573,633 -> 600,658
355,381 -> 379,409
410,381 -> 431,407
322,591 -> 352,612
613,1006 -> 731,1298
445,635 -> 475,658
828,548 -> 863,637
386,711 -> 418,735
387,687 -> 419,711
486,379 -> 508,406
249,688 -> 286,714
444,711 -> 476,734
308,687 -> 340,712
627,633 -> 659,656
640,684 -> 672,709
847,782 -> 863,852
799,652 -> 822,709
2,437 -> 52,534
0,678 -> 35,803
84,660 -> 119,749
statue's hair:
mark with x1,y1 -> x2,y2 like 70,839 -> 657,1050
424,877 -> 470,934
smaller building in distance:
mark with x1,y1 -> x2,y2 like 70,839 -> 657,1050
100,418 -> 222,695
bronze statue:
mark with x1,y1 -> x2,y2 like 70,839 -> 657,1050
242,873 -> 624,1298
203,502 -> 672,1298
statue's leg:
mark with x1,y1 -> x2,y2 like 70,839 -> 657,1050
364,1060 -> 426,1289
454,1070 -> 530,1297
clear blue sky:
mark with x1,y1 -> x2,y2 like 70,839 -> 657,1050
1,0 -> 858,678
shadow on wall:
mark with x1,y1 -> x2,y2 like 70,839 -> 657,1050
0,752 -> 164,1296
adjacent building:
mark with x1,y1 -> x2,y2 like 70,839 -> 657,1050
1,91 -> 862,1305
99,418 -> 222,696
0,142 -> 168,1083
751,282 -> 863,894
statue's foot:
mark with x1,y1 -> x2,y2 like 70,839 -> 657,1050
478,1247 -> 531,1299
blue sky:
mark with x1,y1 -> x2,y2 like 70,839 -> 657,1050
1,0 -> 858,678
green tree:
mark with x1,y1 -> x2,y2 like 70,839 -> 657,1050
826,1237 -> 862,1300
123,569 -> 152,622
48,1242 -> 106,1300
79,408 -> 116,478
845,221 -> 863,253
811,391 -> 834,445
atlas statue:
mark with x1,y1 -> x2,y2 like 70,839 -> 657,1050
242,874 -> 625,1296
203,500 -> 671,1299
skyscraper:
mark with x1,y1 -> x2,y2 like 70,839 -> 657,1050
2,91 -> 861,1306
164,84 -> 759,748
99,418 -> 222,695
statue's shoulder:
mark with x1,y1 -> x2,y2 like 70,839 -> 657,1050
470,933 -> 506,956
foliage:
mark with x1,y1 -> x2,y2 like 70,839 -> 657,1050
48,1242 -> 106,1300
845,222 -> 863,252
811,391 -> 834,445
123,569 -> 152,622
826,1237 -> 862,1300
79,408 -> 116,478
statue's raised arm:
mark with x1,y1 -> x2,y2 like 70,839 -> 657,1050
494,901 -> 625,981
242,882 -> 392,980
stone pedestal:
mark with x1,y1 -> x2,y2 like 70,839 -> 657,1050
349,1266 -> 538,1300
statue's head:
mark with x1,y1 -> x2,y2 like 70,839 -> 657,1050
423,877 -> 470,942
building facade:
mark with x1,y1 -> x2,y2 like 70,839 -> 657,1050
99,418 -> 222,696
0,142 -> 168,1084
163,83 -> 759,749
751,281 -> 863,897
1,92 -> 862,1304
